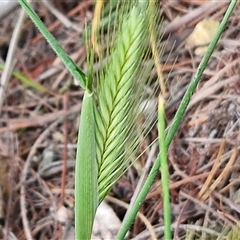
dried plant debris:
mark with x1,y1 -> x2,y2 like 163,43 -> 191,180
0,0 -> 240,239
185,19 -> 220,55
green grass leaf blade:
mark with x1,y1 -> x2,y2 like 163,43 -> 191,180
0,64 -> 47,94
75,92 -> 98,239
17,0 -> 88,90
117,1 -> 237,238
158,96 -> 171,240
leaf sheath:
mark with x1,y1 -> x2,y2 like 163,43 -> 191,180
75,92 -> 98,239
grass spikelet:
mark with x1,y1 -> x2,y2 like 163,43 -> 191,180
94,2 -> 161,202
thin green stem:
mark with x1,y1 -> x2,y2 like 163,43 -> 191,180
116,1 -> 237,238
165,0 -> 237,147
158,96 -> 171,240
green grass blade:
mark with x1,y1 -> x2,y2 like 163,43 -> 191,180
18,0 -> 88,90
158,96 -> 171,240
75,92 -> 98,239
116,1 -> 237,238
0,64 -> 47,94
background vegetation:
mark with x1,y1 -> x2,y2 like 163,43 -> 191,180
0,0 -> 239,239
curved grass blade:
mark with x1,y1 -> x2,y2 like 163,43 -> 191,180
116,1 -> 237,238
18,0 -> 88,90
75,91 -> 98,239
